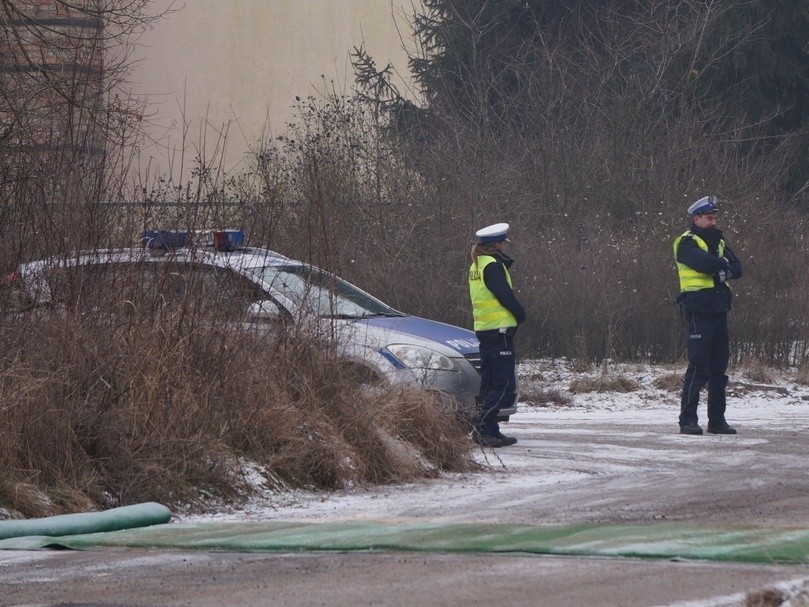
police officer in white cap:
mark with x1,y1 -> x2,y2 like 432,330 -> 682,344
468,222 -> 526,448
673,196 -> 743,435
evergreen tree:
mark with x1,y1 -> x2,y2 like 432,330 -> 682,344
403,0 -> 808,201
687,0 -> 809,199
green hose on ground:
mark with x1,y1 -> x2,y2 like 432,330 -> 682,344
0,502 -> 172,541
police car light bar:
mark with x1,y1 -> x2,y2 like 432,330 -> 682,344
202,229 -> 244,252
140,229 -> 244,251
140,230 -> 187,250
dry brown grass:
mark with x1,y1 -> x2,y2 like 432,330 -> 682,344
568,375 -> 641,394
518,385 -> 573,407
745,587 -> 786,607
0,307 -> 474,518
797,362 -> 809,387
569,355 -> 593,374
652,373 -> 683,392
743,360 -> 776,384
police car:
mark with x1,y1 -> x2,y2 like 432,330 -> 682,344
8,229 -> 517,420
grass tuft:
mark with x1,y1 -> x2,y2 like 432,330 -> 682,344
652,373 -> 683,392
745,587 -> 786,607
743,361 -> 776,384
519,386 -> 573,407
796,362 -> 809,387
568,375 -> 641,394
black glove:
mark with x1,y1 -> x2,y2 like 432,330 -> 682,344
718,255 -> 735,280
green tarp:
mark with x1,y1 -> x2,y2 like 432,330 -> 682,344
2,519 -> 809,565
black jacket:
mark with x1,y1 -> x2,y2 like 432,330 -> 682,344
482,252 -> 527,325
676,226 -> 743,315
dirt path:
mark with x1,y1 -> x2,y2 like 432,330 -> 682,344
1,548 -> 805,607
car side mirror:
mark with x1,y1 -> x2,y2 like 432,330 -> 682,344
246,299 -> 281,319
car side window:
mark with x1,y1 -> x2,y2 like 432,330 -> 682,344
40,260 -> 287,322
192,266 -> 271,319
41,264 -> 103,309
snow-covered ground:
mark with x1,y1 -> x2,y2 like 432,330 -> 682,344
169,359 -> 809,606
177,359 -> 809,525
5,359 -> 809,607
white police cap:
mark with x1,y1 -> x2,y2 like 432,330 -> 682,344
475,222 -> 511,243
687,195 -> 719,216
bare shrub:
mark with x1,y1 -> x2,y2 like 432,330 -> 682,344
798,363 -> 809,387
570,356 -> 593,374
519,386 -> 573,407
653,373 -> 683,392
743,361 -> 776,384
569,375 -> 641,394
745,587 -> 785,607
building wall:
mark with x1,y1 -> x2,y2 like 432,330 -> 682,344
126,0 -> 417,175
1,0 -> 104,154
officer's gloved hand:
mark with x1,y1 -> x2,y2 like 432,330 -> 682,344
720,261 -> 737,280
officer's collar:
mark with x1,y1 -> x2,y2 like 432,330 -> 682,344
489,250 -> 514,268
690,225 -> 723,241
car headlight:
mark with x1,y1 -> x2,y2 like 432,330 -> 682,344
385,344 -> 457,371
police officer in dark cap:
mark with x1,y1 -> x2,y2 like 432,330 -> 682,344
673,196 -> 743,435
468,223 -> 526,448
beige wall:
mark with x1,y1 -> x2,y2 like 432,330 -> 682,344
127,0 -> 416,174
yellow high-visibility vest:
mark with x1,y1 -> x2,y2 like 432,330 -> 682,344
673,231 -> 726,292
469,255 -> 517,331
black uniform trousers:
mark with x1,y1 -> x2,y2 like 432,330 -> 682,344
680,311 -> 730,427
476,328 -> 517,436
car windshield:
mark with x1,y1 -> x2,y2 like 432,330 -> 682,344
252,265 -> 401,319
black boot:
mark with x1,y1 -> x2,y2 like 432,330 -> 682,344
707,422 -> 737,435
496,431 -> 518,446
473,431 -> 505,448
